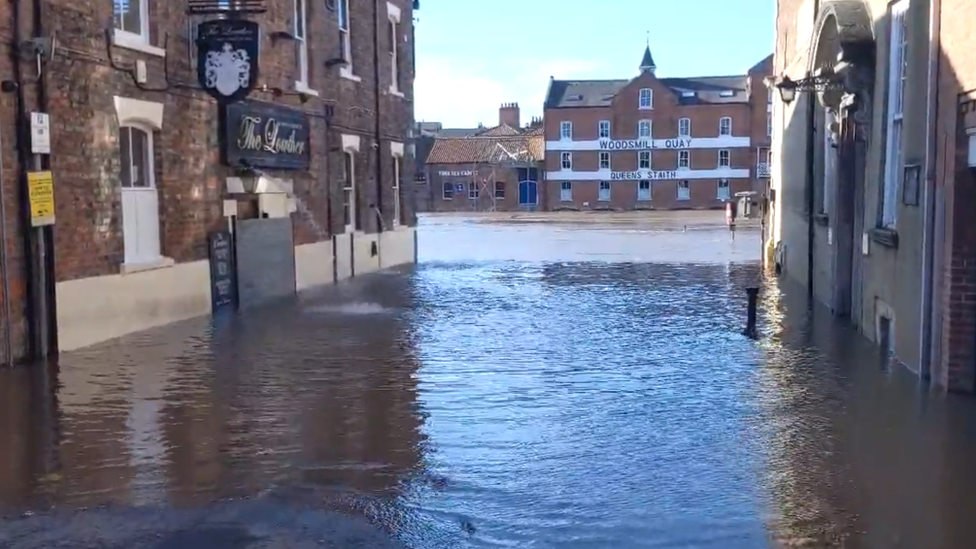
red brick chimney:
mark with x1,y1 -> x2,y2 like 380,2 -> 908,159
499,102 -> 520,128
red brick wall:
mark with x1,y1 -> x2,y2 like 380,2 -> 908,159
427,162 -> 543,212
544,70 -> 763,211
0,0 -> 417,364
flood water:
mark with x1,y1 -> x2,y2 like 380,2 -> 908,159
4,214 -> 976,548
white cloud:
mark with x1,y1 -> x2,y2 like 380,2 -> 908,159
414,56 -> 601,128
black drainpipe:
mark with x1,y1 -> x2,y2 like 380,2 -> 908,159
372,0 -> 383,235
7,0 -> 43,361
32,0 -> 56,354
805,0 -> 820,303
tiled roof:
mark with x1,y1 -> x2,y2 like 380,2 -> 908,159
477,124 -> 521,137
425,133 -> 544,165
544,54 -> 772,108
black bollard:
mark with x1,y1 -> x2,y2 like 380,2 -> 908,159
743,287 -> 759,338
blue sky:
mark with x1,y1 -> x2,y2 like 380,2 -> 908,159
414,0 -> 775,128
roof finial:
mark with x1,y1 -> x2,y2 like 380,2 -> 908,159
646,30 -> 649,48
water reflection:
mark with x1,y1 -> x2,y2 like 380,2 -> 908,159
3,218 -> 976,548
0,272 -> 424,513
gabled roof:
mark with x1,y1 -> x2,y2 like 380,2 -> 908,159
477,124 -> 521,137
544,54 -> 772,108
425,131 -> 544,165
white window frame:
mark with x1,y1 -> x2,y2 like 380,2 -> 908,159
494,181 -> 505,199
678,117 -> 691,137
677,180 -> 691,201
391,145 -> 403,226
561,152 -> 573,170
639,150 -> 651,169
387,2 -> 403,96
637,180 -> 652,201
718,149 -> 731,168
717,179 -> 731,200
599,151 -> 611,170
338,0 -> 360,81
468,181 -> 479,199
719,117 -> 732,136
294,0 -> 317,94
560,121 -> 573,140
119,123 -> 162,266
560,181 -> 573,201
112,0 -> 164,56
767,113 -> 773,137
598,181 -> 611,201
882,0 -> 909,228
442,182 -> 453,200
638,120 -> 652,138
639,88 -> 653,109
343,151 -> 357,231
678,149 -> 690,169
598,120 -> 611,139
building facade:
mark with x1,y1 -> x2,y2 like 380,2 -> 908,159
768,0 -> 976,392
423,104 -> 544,212
542,47 -> 772,211
0,0 -> 419,366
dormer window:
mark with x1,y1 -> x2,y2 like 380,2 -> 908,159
681,91 -> 695,98
639,88 -> 653,109
719,90 -> 735,97
566,94 -> 583,101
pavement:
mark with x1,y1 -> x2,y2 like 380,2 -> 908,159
422,209 -> 761,228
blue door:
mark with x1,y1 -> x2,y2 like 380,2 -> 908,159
519,181 -> 538,206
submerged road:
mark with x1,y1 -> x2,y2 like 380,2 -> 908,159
3,214 -> 976,548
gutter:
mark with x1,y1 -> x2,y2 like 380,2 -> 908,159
919,0 -> 942,380
804,1 -> 819,302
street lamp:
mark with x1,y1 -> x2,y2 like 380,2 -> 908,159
777,76 -> 798,104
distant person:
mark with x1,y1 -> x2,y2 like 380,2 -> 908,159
725,200 -> 737,242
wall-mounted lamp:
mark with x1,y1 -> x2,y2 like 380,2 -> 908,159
234,162 -> 259,193
770,73 -> 846,105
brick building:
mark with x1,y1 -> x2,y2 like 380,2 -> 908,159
423,104 -> 544,212
0,0 -> 419,365
767,0 -> 976,392
542,46 -> 772,211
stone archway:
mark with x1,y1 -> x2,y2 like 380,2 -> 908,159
807,0 -> 876,320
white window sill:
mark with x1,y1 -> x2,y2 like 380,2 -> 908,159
639,106 -> 654,110
121,256 -> 175,275
294,82 -> 320,96
388,87 -> 405,98
340,68 -> 362,82
112,29 -> 166,57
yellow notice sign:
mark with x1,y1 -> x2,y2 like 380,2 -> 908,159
28,170 -> 55,227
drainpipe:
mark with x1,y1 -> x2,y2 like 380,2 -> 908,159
7,0 -> 47,362
0,99 -> 11,365
803,0 -> 821,302
32,0 -> 56,356
920,0 -> 942,380
372,0 -> 383,265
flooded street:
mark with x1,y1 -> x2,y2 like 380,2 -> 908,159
4,214 -> 976,548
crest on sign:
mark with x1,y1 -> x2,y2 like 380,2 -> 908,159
196,18 -> 260,104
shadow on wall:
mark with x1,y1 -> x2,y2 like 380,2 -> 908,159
758,274 -> 976,549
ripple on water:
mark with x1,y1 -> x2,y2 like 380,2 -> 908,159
3,220 -> 976,549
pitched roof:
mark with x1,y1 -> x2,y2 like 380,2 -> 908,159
544,54 -> 772,108
477,124 -> 521,137
425,132 -> 544,165
639,46 -> 656,71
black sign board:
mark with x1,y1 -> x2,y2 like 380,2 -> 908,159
196,18 -> 260,104
224,101 -> 311,170
208,229 -> 238,314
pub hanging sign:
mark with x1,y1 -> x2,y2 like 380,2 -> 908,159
196,18 -> 260,104
224,100 -> 311,170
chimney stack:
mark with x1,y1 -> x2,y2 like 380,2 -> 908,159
499,102 -> 520,128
